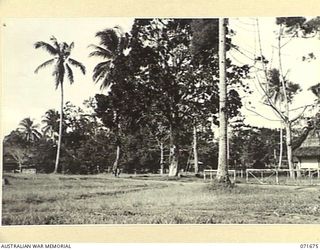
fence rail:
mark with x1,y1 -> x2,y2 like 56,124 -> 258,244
203,168 -> 320,185
245,168 -> 320,184
203,169 -> 236,181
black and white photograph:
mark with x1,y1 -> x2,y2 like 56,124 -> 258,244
1,16 -> 320,226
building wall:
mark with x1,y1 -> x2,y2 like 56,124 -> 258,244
299,157 -> 320,169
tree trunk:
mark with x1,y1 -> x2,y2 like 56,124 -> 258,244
278,126 -> 283,169
285,122 -> 295,179
168,127 -> 179,177
277,25 -> 296,179
168,144 -> 179,177
193,125 -> 199,174
113,144 -> 120,173
216,18 -> 230,183
18,162 -> 22,173
160,142 -> 164,175
168,125 -> 172,165
54,83 -> 63,174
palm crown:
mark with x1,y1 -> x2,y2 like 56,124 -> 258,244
89,27 -> 129,89
34,36 -> 86,88
18,118 -> 42,143
42,109 -> 60,139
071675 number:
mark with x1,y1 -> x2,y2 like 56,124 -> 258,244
300,244 -> 319,249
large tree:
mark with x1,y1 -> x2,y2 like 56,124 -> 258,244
91,19 -> 248,178
3,130 -> 31,172
89,27 -> 130,173
254,17 -> 315,178
34,37 -> 86,174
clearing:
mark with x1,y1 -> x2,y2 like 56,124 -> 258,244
2,173 -> 320,225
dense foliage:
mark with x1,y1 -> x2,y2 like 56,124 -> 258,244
3,18 -> 317,175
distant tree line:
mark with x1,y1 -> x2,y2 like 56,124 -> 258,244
3,17 -> 320,176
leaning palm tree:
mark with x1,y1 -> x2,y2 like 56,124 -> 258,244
89,27 -> 129,89
34,36 -> 86,174
18,117 -> 42,143
89,27 -> 129,173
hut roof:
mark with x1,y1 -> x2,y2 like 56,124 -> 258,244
293,130 -> 320,157
294,146 -> 320,157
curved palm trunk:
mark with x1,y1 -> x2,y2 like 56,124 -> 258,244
216,18 -> 230,183
54,83 -> 63,174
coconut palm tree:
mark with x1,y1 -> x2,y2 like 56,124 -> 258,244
18,118 -> 42,143
89,27 -> 129,89
89,27 -> 129,173
42,109 -> 60,141
34,36 -> 86,174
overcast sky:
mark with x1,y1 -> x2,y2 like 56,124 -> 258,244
2,17 -> 319,137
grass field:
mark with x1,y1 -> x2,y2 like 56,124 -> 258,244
2,173 -> 320,225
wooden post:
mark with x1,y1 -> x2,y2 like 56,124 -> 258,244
246,170 -> 249,183
309,169 -> 311,178
276,169 -> 279,185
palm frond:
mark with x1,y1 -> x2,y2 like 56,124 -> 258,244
69,42 -> 74,50
92,61 -> 111,82
95,29 -> 119,52
100,76 -> 113,90
88,44 -> 114,58
309,83 -> 320,99
65,63 -> 74,84
19,117 -> 33,128
68,58 -> 86,75
33,130 -> 42,140
52,60 -> 65,89
50,36 -> 60,50
34,58 -> 55,74
34,41 -> 58,55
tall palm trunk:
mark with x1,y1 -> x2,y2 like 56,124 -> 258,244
216,18 -> 230,183
54,83 -> 63,174
193,125 -> 199,174
160,142 -> 164,175
113,144 -> 120,172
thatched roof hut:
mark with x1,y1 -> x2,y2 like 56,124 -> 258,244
294,130 -> 320,169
